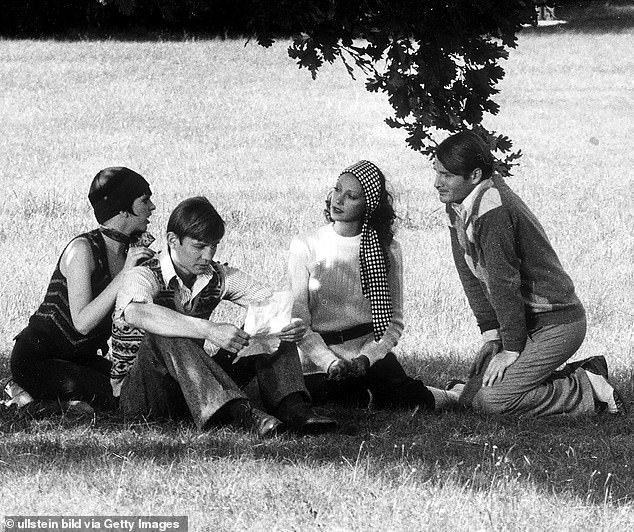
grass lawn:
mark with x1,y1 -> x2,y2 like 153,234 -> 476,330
1,16 -> 633,531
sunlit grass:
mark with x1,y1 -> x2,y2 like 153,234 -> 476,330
1,25 -> 633,529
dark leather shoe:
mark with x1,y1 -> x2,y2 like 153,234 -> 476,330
580,356 -> 609,377
557,355 -> 608,378
249,407 -> 284,438
595,389 -> 628,416
284,407 -> 337,434
274,392 -> 337,434
235,403 -> 283,438
296,414 -> 338,434
611,388 -> 628,416
577,357 -> 628,416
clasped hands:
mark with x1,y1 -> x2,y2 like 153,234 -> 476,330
209,318 -> 307,354
470,339 -> 519,387
327,356 -> 370,381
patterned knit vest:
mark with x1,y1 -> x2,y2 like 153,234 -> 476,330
110,258 -> 225,387
27,229 -> 112,359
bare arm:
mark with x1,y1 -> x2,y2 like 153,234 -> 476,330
124,302 -> 250,353
61,238 -> 154,335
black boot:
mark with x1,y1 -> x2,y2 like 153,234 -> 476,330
274,392 -> 337,434
226,399 -> 283,438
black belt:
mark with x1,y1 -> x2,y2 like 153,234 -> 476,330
319,323 -> 374,345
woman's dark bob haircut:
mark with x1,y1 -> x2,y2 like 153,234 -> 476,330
436,131 -> 494,180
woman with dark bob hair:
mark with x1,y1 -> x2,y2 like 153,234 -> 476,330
287,160 -> 459,411
8,167 -> 156,414
434,131 -> 625,416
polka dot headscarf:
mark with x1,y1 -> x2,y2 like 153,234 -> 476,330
340,160 -> 393,341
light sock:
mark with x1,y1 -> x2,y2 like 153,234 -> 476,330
585,370 -> 618,413
447,383 -> 465,396
429,387 -> 458,410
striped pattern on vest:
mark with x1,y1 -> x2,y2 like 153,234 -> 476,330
27,229 -> 112,358
110,258 -> 225,386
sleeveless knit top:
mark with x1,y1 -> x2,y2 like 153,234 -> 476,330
110,257 -> 225,389
27,229 -> 112,359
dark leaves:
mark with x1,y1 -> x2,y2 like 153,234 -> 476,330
254,0 -> 535,174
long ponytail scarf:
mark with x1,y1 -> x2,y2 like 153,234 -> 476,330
340,160 -> 393,341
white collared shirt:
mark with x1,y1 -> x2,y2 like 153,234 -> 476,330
110,247 -> 273,396
448,179 -> 492,227
114,247 -> 272,321
156,246 -> 215,312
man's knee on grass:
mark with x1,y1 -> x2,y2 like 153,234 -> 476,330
472,384 -> 521,415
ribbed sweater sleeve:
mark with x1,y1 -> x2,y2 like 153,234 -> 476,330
221,264 -> 273,307
288,226 -> 404,371
475,207 -> 527,352
288,235 -> 338,372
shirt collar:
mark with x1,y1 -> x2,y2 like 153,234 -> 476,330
450,179 -> 494,221
159,246 -> 216,299
159,246 -> 179,286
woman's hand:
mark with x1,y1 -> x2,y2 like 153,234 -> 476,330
482,350 -> 519,387
123,246 -> 155,271
327,359 -> 349,381
278,318 -> 307,343
349,355 -> 370,378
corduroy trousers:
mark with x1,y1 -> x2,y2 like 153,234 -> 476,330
120,333 -> 308,428
466,318 -> 594,417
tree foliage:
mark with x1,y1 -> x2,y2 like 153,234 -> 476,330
248,0 -> 536,174
2,0 -> 537,173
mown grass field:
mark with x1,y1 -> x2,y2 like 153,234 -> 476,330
1,15 -> 633,531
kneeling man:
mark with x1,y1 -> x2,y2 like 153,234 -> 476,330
433,131 -> 625,417
111,196 -> 336,436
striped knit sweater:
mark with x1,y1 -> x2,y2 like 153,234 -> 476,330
447,175 -> 585,353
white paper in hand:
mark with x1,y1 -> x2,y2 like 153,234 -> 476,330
237,291 -> 293,360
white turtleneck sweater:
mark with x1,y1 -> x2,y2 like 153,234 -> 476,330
288,224 -> 404,374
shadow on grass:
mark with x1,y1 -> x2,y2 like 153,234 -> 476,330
2,388 -> 634,505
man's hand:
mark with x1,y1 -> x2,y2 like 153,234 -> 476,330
206,322 -> 250,353
278,318 -> 307,343
327,359 -> 349,381
349,356 -> 370,378
469,340 -> 503,378
482,350 -> 519,387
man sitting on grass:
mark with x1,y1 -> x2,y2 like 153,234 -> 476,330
111,196 -> 336,437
